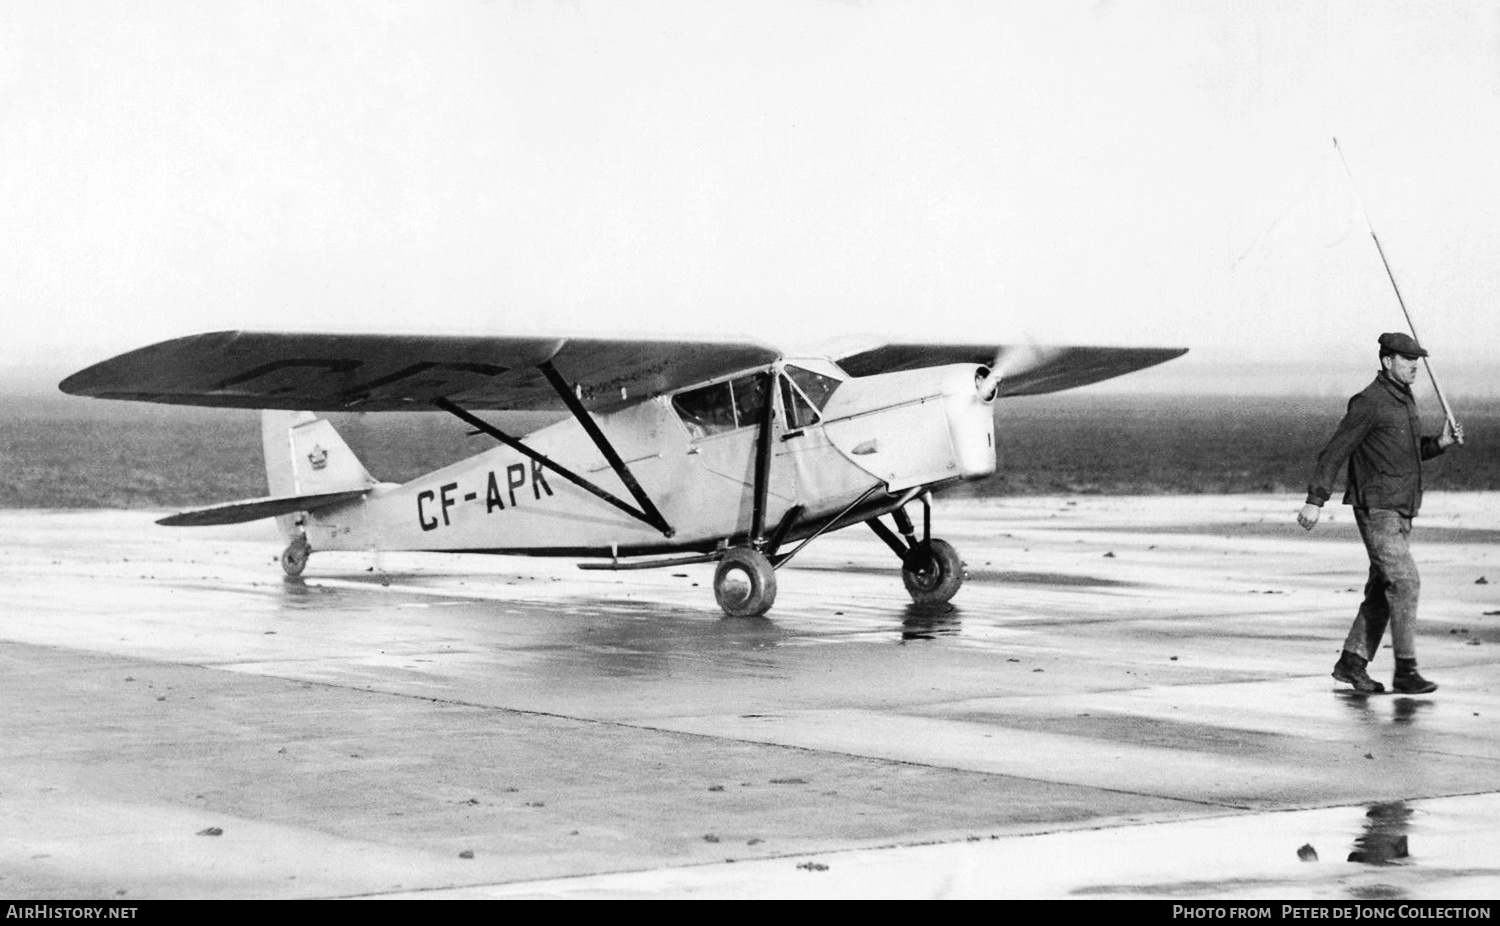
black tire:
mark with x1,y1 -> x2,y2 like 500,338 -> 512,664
713,547 -> 778,618
281,538 -> 311,577
902,538 -> 964,604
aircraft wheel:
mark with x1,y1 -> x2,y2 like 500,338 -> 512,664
714,547 -> 777,618
281,537 -> 311,577
902,539 -> 964,604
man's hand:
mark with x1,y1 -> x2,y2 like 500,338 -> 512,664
1297,503 -> 1321,531
1439,418 -> 1466,449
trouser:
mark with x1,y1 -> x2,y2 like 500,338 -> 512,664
1342,508 -> 1419,661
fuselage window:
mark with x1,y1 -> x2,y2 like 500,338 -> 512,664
784,365 -> 841,410
731,373 -> 768,427
673,372 -> 769,440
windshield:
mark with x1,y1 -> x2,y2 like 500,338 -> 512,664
784,364 -> 841,410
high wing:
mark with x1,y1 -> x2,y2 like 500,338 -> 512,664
829,342 -> 1187,396
59,331 -> 782,412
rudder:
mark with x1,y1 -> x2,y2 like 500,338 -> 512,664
261,411 -> 377,538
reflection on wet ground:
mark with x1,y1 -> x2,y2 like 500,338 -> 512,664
529,605 -> 794,680
1392,697 -> 1437,723
900,602 -> 962,641
277,576 -> 343,609
1335,689 -> 1440,727
821,562 -> 1135,587
1349,801 -> 1412,866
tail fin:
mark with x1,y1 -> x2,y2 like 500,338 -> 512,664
262,411 -> 377,537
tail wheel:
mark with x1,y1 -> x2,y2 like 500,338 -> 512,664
281,537 -> 311,577
713,547 -> 777,618
902,538 -> 964,604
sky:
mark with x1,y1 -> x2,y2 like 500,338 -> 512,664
3,0 -> 1499,396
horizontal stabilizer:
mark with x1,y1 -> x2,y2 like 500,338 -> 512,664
156,490 -> 368,527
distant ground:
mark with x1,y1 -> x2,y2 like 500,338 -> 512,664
1,392 -> 1494,509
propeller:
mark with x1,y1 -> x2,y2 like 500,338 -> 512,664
975,340 -> 1056,402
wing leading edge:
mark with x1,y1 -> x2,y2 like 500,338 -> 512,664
60,331 -> 783,413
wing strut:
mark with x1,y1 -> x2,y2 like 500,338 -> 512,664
432,374 -> 674,538
751,370 -> 776,546
537,361 -> 673,536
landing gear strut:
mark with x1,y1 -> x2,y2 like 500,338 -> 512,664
281,536 -> 311,577
713,547 -> 777,618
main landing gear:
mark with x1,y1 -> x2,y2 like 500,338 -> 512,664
901,538 -> 964,604
713,547 -> 778,618
709,491 -> 965,618
868,494 -> 966,606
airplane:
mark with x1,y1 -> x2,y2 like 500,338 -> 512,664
59,331 -> 1185,617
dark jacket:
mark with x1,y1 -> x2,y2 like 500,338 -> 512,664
1305,371 -> 1447,517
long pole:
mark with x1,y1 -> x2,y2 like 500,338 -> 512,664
1332,137 -> 1463,443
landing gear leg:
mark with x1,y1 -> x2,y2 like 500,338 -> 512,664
713,547 -> 778,618
281,535 -> 311,577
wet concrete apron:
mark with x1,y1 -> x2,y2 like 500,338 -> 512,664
1,494 -> 1497,898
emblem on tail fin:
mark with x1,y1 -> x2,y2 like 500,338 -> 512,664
307,445 -> 328,470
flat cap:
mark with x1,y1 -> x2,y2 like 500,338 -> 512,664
1378,332 -> 1428,358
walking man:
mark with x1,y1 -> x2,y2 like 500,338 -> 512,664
1297,332 -> 1464,694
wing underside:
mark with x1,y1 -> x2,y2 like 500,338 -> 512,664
60,331 -> 782,413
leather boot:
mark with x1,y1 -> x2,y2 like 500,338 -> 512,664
1393,657 -> 1438,694
1332,651 -> 1385,693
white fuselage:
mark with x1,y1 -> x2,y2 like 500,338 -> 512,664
302,362 -> 996,557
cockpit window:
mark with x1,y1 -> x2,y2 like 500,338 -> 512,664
779,374 -> 820,430
784,365 -> 841,410
672,372 -> 768,440
672,380 -> 735,437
